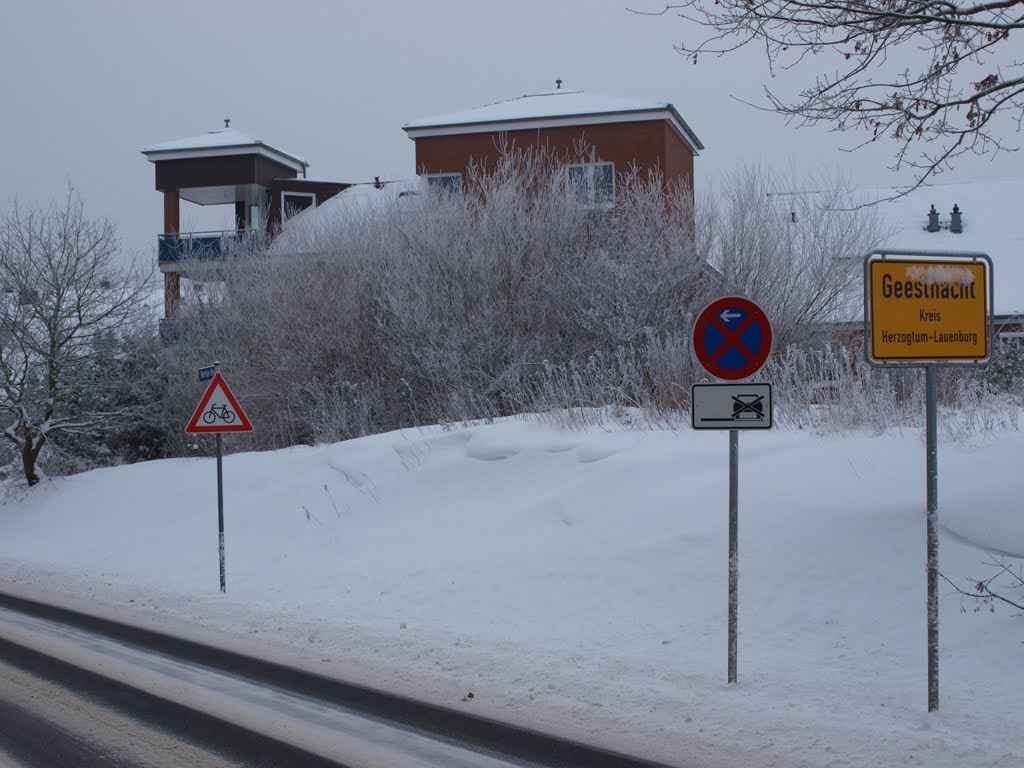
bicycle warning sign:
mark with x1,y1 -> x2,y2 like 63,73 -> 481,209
185,372 -> 253,434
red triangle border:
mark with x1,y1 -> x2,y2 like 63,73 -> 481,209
185,372 -> 254,433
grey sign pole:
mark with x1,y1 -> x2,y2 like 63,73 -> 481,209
926,364 -> 938,711
692,382 -> 774,684
864,249 -> 995,711
728,428 -> 739,684
692,296 -> 773,686
188,360 -> 252,595
214,361 -> 226,594
217,431 -> 226,593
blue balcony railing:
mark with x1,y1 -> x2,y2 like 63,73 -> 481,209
158,230 -> 267,266
158,317 -> 188,345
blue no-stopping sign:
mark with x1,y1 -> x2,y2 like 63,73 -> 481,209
693,297 -> 773,380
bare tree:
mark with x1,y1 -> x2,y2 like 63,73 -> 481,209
697,165 -> 891,348
641,1 -> 1024,186
0,189 -> 154,485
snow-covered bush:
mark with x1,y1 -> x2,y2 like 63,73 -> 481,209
766,340 -> 1023,436
161,154 -> 1017,452
989,326 -> 1024,396
163,147 -> 709,450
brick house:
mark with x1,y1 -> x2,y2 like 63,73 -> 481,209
141,126 -> 349,329
144,90 -> 703,333
403,88 -> 703,204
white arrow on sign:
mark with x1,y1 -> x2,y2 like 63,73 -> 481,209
719,309 -> 742,324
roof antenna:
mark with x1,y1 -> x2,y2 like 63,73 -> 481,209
555,78 -> 562,90
224,117 -> 231,129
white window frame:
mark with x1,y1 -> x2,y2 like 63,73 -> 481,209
424,172 -> 462,195
281,191 -> 316,223
567,161 -> 615,208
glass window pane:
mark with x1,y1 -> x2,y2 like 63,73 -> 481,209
427,174 -> 461,194
283,194 -> 314,221
595,163 -> 614,204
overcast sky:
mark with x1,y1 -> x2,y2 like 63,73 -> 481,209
4,0 -> 1023,262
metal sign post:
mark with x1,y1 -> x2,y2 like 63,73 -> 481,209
693,383 -> 773,681
692,297 -> 774,684
216,430 -> 225,592
728,428 -> 738,684
864,250 -> 993,712
926,364 -> 939,711
185,362 -> 254,593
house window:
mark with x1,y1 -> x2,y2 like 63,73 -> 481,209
999,331 -> 1024,349
424,173 -> 462,195
282,192 -> 316,222
567,161 -> 615,207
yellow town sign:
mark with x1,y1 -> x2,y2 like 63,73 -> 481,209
865,253 -> 992,364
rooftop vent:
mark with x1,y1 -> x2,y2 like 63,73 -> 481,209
950,204 -> 963,234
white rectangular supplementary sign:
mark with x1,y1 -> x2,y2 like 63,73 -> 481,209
691,383 -> 773,430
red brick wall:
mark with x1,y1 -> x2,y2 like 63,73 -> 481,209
413,119 -> 695,193
663,122 -> 695,200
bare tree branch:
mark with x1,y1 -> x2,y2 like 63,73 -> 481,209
633,1 -> 1024,186
941,555 -> 1024,612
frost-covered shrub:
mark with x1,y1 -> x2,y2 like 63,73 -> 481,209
162,147 -> 708,450
989,329 -> 1024,395
766,342 -> 1022,436
162,156 -> 975,450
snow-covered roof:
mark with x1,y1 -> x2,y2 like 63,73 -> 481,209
269,179 -> 425,254
404,90 -> 703,155
141,128 -> 308,172
868,176 -> 1024,317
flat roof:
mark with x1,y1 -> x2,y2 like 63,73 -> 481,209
142,128 -> 308,172
404,90 -> 703,154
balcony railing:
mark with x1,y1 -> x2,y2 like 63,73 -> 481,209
158,317 -> 188,345
158,230 -> 268,266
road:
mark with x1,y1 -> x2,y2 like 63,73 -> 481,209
0,653 -> 246,767
0,593 -> 680,768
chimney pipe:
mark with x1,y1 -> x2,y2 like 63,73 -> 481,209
949,204 -> 963,234
927,204 -> 940,232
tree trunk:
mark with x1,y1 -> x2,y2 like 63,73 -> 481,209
21,434 -> 44,486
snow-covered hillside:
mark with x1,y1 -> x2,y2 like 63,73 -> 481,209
1,418 -> 1021,767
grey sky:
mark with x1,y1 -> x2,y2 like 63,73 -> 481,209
3,0 -> 1023,262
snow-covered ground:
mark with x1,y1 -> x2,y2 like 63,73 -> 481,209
0,417 -> 1021,767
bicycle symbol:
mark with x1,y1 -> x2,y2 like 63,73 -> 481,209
203,404 -> 236,424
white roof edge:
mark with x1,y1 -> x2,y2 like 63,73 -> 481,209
141,143 -> 308,172
404,110 -> 702,155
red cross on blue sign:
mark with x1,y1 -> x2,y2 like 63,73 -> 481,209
693,297 -> 773,380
